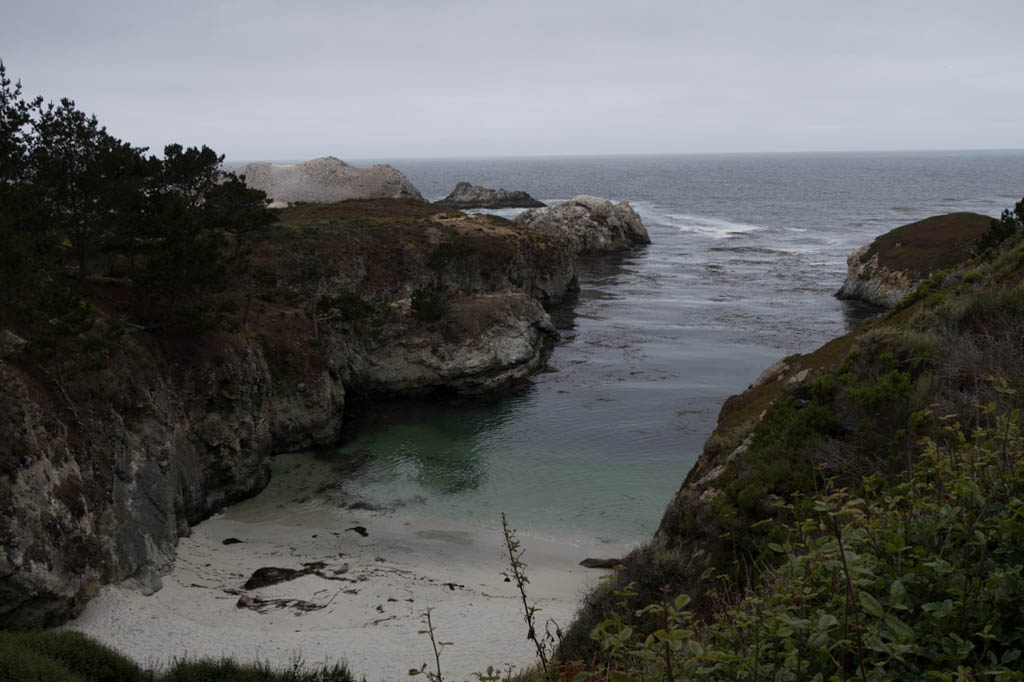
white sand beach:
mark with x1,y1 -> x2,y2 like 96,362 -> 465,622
64,506 -> 627,682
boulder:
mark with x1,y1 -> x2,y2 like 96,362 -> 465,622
235,157 -> 423,207
514,195 -> 650,254
836,212 -> 991,308
436,181 -> 545,209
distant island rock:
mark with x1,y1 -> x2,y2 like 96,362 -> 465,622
836,212 -> 991,307
514,195 -> 651,254
235,157 -> 423,207
436,181 -> 545,209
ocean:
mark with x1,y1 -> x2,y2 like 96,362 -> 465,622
227,151 -> 1024,547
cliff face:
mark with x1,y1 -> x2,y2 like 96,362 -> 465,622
835,244 -> 918,307
436,181 -> 545,209
0,200 -> 579,629
0,332 -> 275,628
236,157 -> 424,207
514,195 -> 651,254
836,212 -> 991,307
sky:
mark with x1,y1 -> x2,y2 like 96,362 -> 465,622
2,0 -> 1023,160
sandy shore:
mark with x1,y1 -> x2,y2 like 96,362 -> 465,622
64,506 -> 627,681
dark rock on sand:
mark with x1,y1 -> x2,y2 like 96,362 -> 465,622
579,557 -> 623,569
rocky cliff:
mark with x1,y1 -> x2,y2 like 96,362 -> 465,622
0,199 -> 579,628
514,195 -> 651,254
235,157 -> 424,207
836,212 -> 991,307
436,181 -> 545,209
559,209 -> 1022,661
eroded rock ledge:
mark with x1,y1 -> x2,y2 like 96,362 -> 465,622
0,200 -> 576,629
436,181 -> 545,209
514,195 -> 651,254
836,212 -> 991,307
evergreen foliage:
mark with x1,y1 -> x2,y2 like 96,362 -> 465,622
0,62 -> 275,333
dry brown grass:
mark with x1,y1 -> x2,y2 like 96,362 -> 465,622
864,212 -> 991,277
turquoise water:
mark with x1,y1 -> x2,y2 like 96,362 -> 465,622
229,152 -> 1024,545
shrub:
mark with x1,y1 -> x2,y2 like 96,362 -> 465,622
580,398 -> 1024,681
411,280 -> 451,321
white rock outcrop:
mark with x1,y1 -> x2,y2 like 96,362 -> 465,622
514,195 -> 651,254
236,157 -> 423,207
836,244 -> 919,308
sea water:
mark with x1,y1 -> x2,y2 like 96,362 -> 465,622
227,151 -> 1024,546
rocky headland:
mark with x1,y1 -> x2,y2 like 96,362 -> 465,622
234,157 -> 424,207
835,212 -> 991,307
514,195 -> 651,254
0,192 -> 656,629
436,181 -> 545,209
558,208 -> 1022,667
0,199 -> 583,628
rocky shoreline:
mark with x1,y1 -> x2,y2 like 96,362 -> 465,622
0,195 -> 649,629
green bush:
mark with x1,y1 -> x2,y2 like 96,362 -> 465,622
411,280 -> 451,321
579,396 -> 1024,681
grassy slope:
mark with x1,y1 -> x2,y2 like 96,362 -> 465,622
0,630 -> 359,682
557,217 -> 1024,668
862,212 -> 991,277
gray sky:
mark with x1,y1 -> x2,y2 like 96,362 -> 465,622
3,0 -> 1023,160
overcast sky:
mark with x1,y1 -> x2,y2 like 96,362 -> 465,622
3,1 -> 1023,160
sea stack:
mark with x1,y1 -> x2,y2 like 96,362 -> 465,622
514,194 -> 651,254
436,181 -> 545,209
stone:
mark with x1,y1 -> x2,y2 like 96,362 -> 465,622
579,557 -> 623,569
436,181 -> 545,209
751,358 -> 789,389
0,330 -> 27,359
243,566 -> 306,590
514,195 -> 651,254
235,157 -> 423,207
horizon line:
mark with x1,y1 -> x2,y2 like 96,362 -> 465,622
225,147 -> 1024,164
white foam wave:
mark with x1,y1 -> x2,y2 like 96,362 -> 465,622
664,213 -> 764,238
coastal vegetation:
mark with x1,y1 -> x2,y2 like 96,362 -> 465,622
0,64 -> 580,633
0,630 -> 358,681
545,200 -> 1024,680
3,59 -> 1024,680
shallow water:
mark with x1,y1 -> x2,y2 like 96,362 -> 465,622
228,151 -> 1024,544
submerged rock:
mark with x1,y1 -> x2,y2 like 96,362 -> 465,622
436,181 -> 545,209
836,212 -> 991,308
236,156 -> 423,207
514,195 -> 650,254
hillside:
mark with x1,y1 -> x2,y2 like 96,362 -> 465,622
554,203 -> 1024,679
0,197 -> 584,629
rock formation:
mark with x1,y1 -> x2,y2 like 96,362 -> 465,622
0,200 -> 579,628
436,181 -> 545,209
836,212 -> 991,307
514,195 -> 651,254
235,157 -> 424,207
